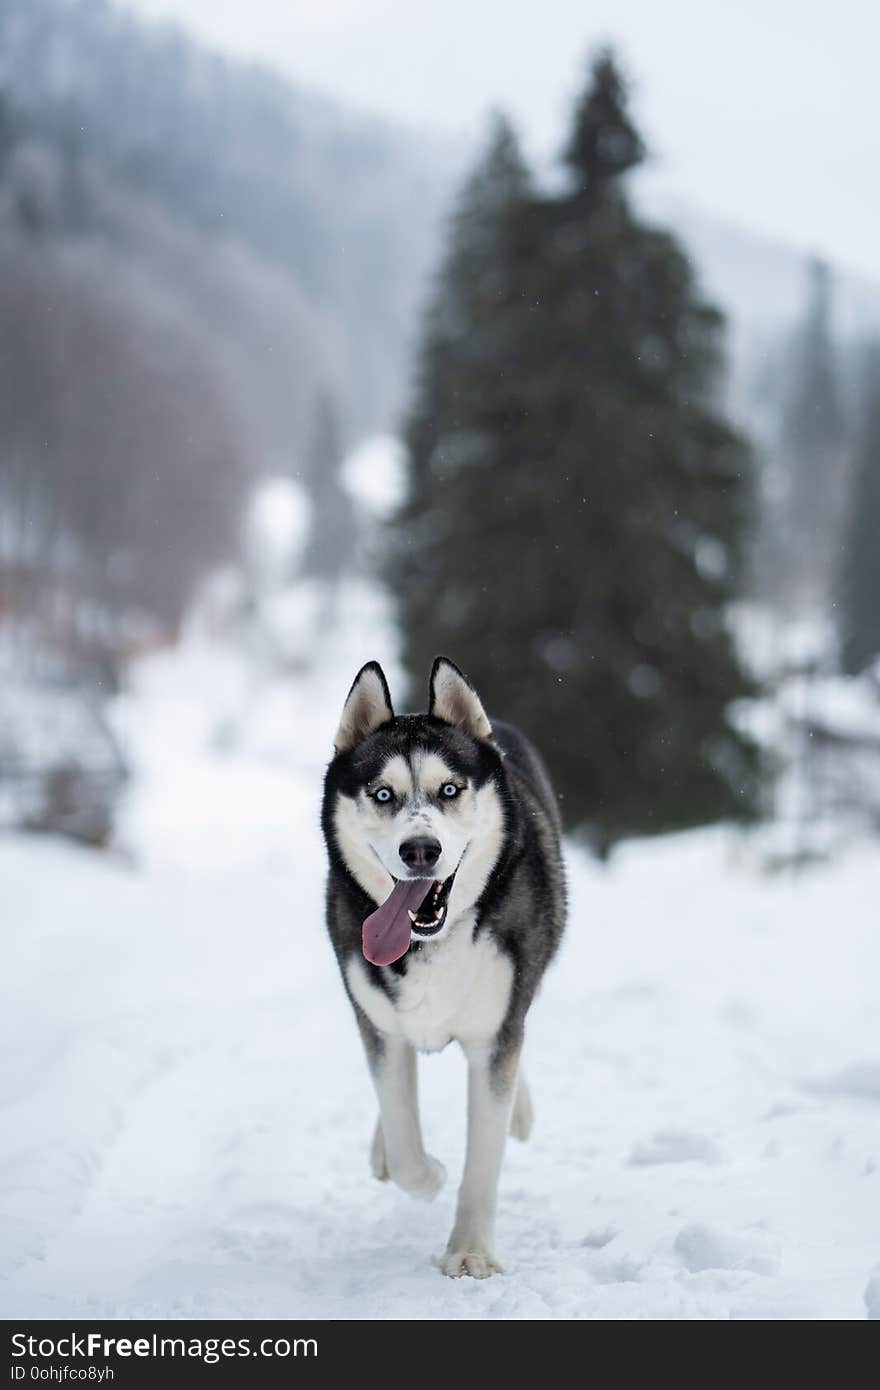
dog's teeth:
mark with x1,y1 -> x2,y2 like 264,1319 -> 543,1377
407,909 -> 418,922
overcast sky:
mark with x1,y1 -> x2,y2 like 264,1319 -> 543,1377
127,0 -> 879,280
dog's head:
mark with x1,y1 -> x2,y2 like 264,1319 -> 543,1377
323,657 -> 506,964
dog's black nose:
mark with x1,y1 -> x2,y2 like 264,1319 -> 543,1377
399,837 -> 442,873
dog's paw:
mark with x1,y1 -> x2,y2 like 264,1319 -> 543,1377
391,1155 -> 446,1202
370,1121 -> 389,1182
438,1246 -> 505,1279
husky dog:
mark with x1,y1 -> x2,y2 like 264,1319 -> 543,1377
321,656 -> 565,1278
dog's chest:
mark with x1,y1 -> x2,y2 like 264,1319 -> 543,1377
346,913 -> 513,1053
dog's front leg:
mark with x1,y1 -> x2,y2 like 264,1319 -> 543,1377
368,1033 -> 446,1201
440,1039 -> 519,1278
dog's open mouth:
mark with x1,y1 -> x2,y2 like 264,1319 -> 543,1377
362,871 -> 457,966
406,872 -> 456,936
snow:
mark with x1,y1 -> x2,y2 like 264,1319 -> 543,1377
779,673 -> 880,746
673,1224 -> 781,1278
1,588 -> 879,1320
341,434 -> 407,518
245,478 -> 311,589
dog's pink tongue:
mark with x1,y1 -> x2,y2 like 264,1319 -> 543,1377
363,879 -> 434,966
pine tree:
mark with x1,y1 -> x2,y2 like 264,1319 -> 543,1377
839,347 -> 880,674
780,258 -> 848,609
302,392 -> 358,584
0,94 -> 18,176
392,53 -> 761,849
403,112 -> 536,489
563,49 -> 645,195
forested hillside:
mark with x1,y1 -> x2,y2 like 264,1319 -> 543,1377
0,0 -> 455,429
0,0 -> 456,682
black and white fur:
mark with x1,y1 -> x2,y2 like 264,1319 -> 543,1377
321,656 -> 566,1278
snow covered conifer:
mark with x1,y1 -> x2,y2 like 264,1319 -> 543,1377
392,53 -> 761,849
839,347 -> 880,674
780,259 -> 849,611
302,391 -> 358,584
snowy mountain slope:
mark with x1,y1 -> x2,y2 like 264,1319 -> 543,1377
640,191 -> 880,343
1,589 -> 879,1320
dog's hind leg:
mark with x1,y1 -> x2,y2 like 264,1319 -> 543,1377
509,1069 -> 534,1141
366,1032 -> 446,1201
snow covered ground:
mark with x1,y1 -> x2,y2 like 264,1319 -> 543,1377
2,591 -> 879,1320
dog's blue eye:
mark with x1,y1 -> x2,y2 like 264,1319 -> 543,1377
441,783 -> 459,798
374,787 -> 393,803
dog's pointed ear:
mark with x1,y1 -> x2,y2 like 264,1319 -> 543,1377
334,661 -> 394,753
428,657 -> 492,742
